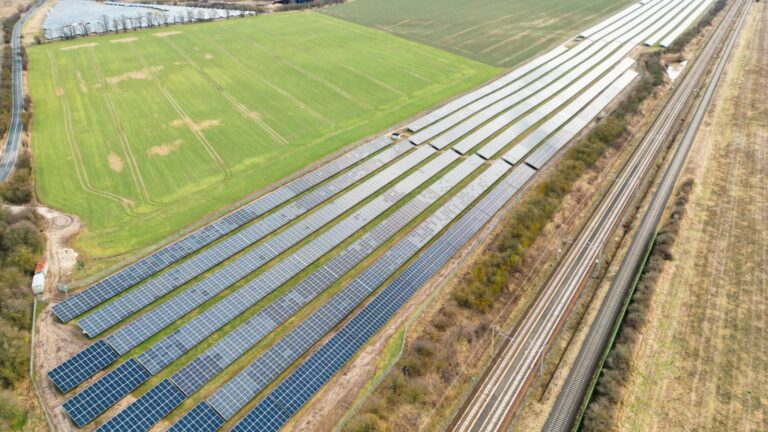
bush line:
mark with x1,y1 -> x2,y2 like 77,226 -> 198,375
582,179 -> 694,431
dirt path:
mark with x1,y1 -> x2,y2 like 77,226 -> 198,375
614,3 -> 768,430
33,205 -> 83,432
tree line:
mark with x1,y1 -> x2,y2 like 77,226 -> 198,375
0,206 -> 45,430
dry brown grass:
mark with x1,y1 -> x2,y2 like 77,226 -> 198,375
612,3 -> 768,430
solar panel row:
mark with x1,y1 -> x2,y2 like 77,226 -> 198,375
77,137 -> 405,338
474,44 -> 635,160
62,359 -> 150,427
230,165 -> 537,432
660,0 -> 714,47
198,160 -> 513,423
52,136 -> 392,323
589,0 -> 665,41
524,70 -> 639,169
601,0 -> 673,43
647,0 -> 710,45
409,40 -> 597,147
406,45 -> 569,133
629,0 -> 693,45
449,41 -> 620,156
499,58 -> 636,165
431,40 -> 607,151
92,155 -> 484,432
104,142 -> 430,356
50,144 -> 429,399
579,3 -> 642,38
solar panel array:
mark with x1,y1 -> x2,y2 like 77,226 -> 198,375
406,46 -> 568,133
230,165 -> 537,432
104,142 -> 430,355
475,44 -> 635,159
77,137 -> 404,338
52,136 -> 392,323
449,40 -> 619,155
647,0 -> 711,45
408,41 -> 594,146
196,160 -> 512,423
524,70 -> 639,169
660,0 -> 714,47
499,58 -> 636,164
50,143 -> 425,399
91,155 -> 484,432
95,380 -> 186,432
430,40 -> 606,151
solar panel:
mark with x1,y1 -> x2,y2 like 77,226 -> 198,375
95,380 -> 186,432
601,0 -> 673,43
646,0 -> 710,46
410,41 -> 596,147
450,41 -> 625,156
625,0 -> 689,45
659,0 -> 714,47
474,43 -> 635,159
230,166 -> 536,432
62,359 -> 150,427
524,69 -> 638,169
102,143 -> 431,356
497,58 -> 636,164
406,45 -> 568,133
579,3 -> 642,38
197,160 -> 511,423
47,340 -> 118,394
52,135 -> 392,323
589,0 -> 663,41
167,403 -> 224,432
76,137 -> 406,338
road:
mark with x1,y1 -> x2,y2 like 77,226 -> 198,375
543,0 -> 752,430
450,1 -> 751,430
0,1 -> 43,182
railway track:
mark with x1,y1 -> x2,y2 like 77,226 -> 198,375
450,1 -> 751,430
544,0 -> 752,429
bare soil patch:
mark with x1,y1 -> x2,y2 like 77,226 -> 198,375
170,118 -> 221,133
148,139 -> 183,156
59,42 -> 97,51
108,152 -> 124,172
110,37 -> 138,44
106,65 -> 163,85
153,30 -> 181,38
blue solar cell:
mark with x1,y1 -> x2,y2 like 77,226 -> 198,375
96,380 -> 186,432
63,359 -> 150,427
168,403 -> 225,432
47,340 -> 118,393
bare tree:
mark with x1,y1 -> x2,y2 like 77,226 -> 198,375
100,14 -> 109,33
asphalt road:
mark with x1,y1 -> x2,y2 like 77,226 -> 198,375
544,1 -> 752,430
450,1 -> 751,430
0,1 -> 43,182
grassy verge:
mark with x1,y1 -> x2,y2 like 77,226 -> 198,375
582,180 -> 693,430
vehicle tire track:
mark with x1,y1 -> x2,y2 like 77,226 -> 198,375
86,47 -> 160,207
46,50 -> 137,215
164,38 -> 289,145
128,44 -> 231,178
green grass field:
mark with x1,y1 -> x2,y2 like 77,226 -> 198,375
29,12 -> 498,260
324,0 -> 632,68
